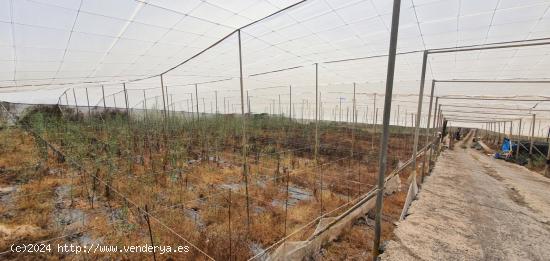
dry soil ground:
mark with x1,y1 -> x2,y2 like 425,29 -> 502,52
381,135 -> 550,260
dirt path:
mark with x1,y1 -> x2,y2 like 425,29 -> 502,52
380,135 -> 550,261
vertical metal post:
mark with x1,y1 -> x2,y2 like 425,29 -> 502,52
247,91 -> 251,114
509,121 -> 513,138
190,93 -> 194,121
237,29 -> 251,233
85,87 -> 91,116
166,87 -> 171,119
437,105 -> 442,133
351,83 -> 356,160
228,189 -> 232,259
72,88 -> 79,114
314,63 -> 321,215
215,90 -> 218,114
289,85 -> 292,121
372,93 -> 376,125
373,0 -> 401,258
123,83 -> 129,118
301,99 -> 304,123
488,122 -> 495,143
396,105 -> 400,126
101,85 -> 106,109
143,90 -> 148,119
171,94 -> 175,115
375,108 -> 379,131
365,106 -> 369,125
422,80 -> 436,181
517,118 -> 522,160
497,121 -> 501,145
339,97 -> 343,122
371,94 -> 377,150
433,97 -> 439,133
278,94 -> 282,117
320,94 -> 323,120
412,50 -> 429,182
195,84 -> 200,120
160,74 -> 167,121
530,113 -> 536,156
545,125 -> 550,177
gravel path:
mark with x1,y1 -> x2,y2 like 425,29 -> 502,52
381,137 -> 550,261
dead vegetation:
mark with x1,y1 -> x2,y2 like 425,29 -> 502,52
0,106 -> 425,260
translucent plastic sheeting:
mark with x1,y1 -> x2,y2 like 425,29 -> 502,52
0,0 -> 550,114
0,0 -> 302,88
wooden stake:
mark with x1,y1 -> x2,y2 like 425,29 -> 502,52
144,205 -> 157,261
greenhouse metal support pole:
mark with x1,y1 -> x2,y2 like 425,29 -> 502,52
319,92 -> 323,121
372,93 -> 376,126
123,83 -> 129,117
101,85 -> 106,109
72,88 -> 79,114
289,85 -> 292,121
195,84 -> 200,120
314,63 -> 321,215
301,99 -> 304,123
166,86 -> 171,119
371,95 -> 377,147
339,97 -> 343,122
352,83 -> 356,160
530,114 -> 536,157
143,90 -> 148,119
545,129 -> 550,177
498,121 -> 501,145
412,50 -> 428,182
279,94 -> 282,117
437,104 -> 443,135
517,118 -> 522,160
489,122 -> 495,144
160,74 -> 167,121
85,88 -> 91,116
373,0 -> 401,259
433,97 -> 439,133
423,80 -> 435,180
215,90 -> 218,114
509,121 -> 513,138
237,29 -> 251,234
190,93 -> 194,122
247,91 -> 251,114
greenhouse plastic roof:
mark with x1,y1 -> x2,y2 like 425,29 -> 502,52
0,0 -> 550,123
